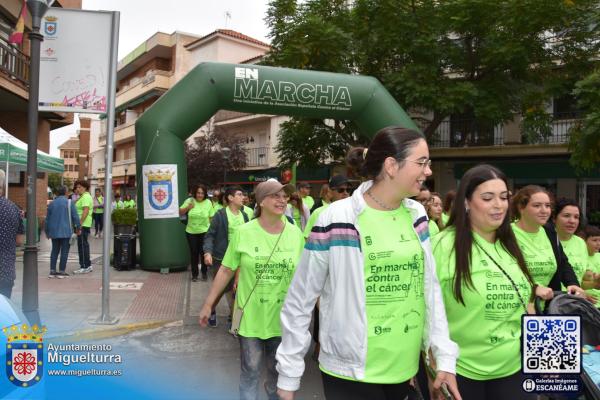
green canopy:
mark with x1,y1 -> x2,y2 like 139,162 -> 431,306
0,129 -> 64,173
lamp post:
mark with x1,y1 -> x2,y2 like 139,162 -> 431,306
23,0 -> 54,325
221,147 -> 231,187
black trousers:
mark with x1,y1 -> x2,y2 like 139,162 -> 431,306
457,371 -> 536,400
321,371 -> 410,400
186,232 -> 206,279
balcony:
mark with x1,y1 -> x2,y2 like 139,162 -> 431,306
116,69 -> 171,108
428,114 -> 581,148
99,120 -> 136,146
0,37 -> 29,87
246,147 -> 269,167
430,119 -> 504,148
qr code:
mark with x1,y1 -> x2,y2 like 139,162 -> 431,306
523,316 -> 581,373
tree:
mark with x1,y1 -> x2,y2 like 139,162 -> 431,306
266,0 -> 600,163
184,127 -> 247,188
569,70 -> 600,173
265,0 -> 364,167
47,173 -> 72,194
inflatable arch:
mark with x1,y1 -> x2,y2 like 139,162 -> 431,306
135,62 -> 418,270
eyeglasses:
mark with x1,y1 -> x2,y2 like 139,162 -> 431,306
406,158 -> 432,169
268,193 -> 290,201
334,187 -> 350,193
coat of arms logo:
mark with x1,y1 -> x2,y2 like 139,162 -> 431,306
145,169 -> 175,210
4,324 -> 46,388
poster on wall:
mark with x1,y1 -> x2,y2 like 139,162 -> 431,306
142,164 -> 179,219
39,9 -> 112,113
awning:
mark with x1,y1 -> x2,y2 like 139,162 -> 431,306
0,128 -> 64,173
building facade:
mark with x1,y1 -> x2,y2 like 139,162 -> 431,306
90,29 -> 271,198
0,0 -> 81,217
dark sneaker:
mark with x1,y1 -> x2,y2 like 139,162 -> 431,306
192,277 -> 198,282
48,271 -> 58,279
57,271 -> 69,277
208,312 -> 217,328
200,273 -> 208,282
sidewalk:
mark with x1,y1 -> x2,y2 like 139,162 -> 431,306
10,231 -> 226,339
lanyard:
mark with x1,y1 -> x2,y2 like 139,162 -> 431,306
475,241 -> 528,313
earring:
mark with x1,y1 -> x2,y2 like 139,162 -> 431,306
465,207 -> 470,214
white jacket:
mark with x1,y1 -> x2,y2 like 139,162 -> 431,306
276,181 -> 458,391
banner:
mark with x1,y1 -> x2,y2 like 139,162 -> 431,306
142,164 -> 179,219
39,9 -> 112,113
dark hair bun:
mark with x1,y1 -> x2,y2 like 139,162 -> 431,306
346,147 -> 367,177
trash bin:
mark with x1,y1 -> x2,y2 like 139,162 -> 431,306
113,234 -> 136,270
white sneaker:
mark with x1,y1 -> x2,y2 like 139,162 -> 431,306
83,266 -> 93,273
73,268 -> 87,274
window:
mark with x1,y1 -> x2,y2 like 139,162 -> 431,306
69,151 -> 75,158
553,95 -> 580,119
74,165 -> 79,172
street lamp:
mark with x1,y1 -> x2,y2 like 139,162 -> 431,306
221,147 -> 231,187
23,0 -> 54,325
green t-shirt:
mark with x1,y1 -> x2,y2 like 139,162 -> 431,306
429,220 -> 440,236
561,235 -> 589,283
93,196 -> 104,214
225,207 -> 246,243
76,192 -> 93,228
243,205 -> 254,219
323,205 -> 425,383
441,212 -> 450,226
213,202 -> 223,213
512,223 -> 556,286
291,206 -> 302,227
433,229 -> 532,380
222,219 -> 304,339
181,198 -> 215,234
302,195 -> 314,211
124,199 -> 136,208
586,253 -> 600,308
303,204 -> 328,238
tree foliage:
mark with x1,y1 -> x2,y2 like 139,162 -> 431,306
184,127 -> 247,188
47,173 -> 72,194
569,70 -> 600,173
266,0 -> 600,165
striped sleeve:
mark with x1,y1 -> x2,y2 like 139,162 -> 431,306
305,222 -> 361,251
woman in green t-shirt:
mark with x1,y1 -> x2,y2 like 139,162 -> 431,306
510,186 -> 583,301
199,179 -> 303,400
432,164 -> 535,399
73,180 -> 93,274
427,192 -> 444,236
179,184 -> 214,282
277,127 -> 460,400
553,199 -> 593,295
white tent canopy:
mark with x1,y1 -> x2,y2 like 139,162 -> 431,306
0,127 -> 65,196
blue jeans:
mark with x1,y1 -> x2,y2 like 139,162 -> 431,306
239,336 -> 281,400
50,238 -> 71,272
76,227 -> 91,268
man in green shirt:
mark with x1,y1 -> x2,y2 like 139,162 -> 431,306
297,182 -> 314,211
73,180 -> 93,274
303,175 -> 350,238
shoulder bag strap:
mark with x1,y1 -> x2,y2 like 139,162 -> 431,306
67,199 -> 73,232
239,222 -> 286,310
475,241 -> 528,313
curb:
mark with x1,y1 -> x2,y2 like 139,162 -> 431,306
48,319 -> 174,342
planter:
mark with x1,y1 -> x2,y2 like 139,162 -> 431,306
113,224 -> 136,235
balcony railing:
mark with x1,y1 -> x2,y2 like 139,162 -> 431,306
547,114 -> 581,144
246,147 -> 269,167
430,119 -> 504,148
0,37 -> 29,86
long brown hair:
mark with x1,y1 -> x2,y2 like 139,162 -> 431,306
445,164 -> 532,305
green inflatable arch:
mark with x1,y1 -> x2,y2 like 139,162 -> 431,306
135,62 -> 417,270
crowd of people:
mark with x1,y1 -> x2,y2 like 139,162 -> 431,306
43,184 -> 137,278
189,125 -> 600,400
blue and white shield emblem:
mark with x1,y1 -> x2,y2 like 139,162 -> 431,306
6,342 -> 43,387
148,180 -> 173,210
44,21 -> 57,36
